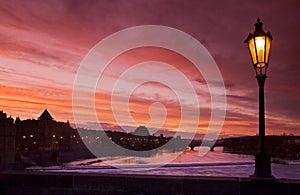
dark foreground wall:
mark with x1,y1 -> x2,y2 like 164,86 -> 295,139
0,171 -> 300,195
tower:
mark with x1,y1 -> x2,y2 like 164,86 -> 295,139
38,109 -> 54,149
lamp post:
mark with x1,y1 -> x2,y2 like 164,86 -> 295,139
244,18 -> 273,178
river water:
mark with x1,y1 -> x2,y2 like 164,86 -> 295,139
31,147 -> 300,180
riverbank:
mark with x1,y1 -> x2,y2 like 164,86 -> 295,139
0,170 -> 300,194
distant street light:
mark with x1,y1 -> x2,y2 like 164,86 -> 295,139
244,18 -> 273,178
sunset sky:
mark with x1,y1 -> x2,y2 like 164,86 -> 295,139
0,0 -> 299,137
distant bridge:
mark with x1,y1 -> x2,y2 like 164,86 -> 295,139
188,136 -> 300,159
188,139 -> 225,151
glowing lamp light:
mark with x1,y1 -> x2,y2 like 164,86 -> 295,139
244,18 -> 272,76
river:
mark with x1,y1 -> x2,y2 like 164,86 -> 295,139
30,147 -> 300,180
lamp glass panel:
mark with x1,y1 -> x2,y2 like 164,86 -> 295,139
265,36 -> 271,64
255,36 -> 266,67
248,38 -> 257,65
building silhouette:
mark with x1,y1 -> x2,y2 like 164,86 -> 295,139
0,111 -> 16,169
131,125 -> 151,136
15,109 -> 80,151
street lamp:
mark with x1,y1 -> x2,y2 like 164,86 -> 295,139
244,18 -> 273,178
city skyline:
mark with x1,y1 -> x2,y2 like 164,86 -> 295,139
0,0 -> 299,136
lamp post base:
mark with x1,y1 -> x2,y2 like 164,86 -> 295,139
251,150 -> 273,178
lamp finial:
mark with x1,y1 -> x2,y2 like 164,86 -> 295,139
254,17 -> 264,34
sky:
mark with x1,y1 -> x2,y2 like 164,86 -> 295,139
0,0 -> 299,137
